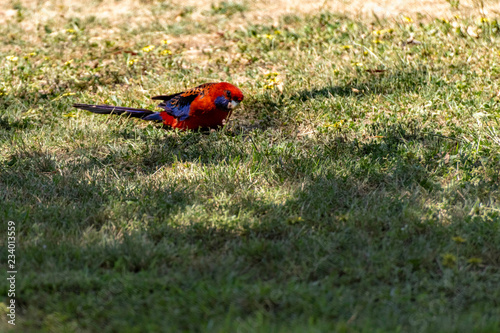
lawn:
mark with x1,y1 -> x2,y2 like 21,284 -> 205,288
1,0 -> 500,332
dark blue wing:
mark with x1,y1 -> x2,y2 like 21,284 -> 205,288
160,94 -> 197,121
151,83 -> 215,121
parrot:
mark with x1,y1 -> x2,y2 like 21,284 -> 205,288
73,82 -> 244,130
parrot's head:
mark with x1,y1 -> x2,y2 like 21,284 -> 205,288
214,82 -> 244,111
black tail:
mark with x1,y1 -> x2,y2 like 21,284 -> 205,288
73,104 -> 162,121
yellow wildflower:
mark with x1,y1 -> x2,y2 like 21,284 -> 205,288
287,216 -> 303,224
6,56 -> 18,62
263,72 -> 283,91
142,45 -> 155,52
128,59 -> 138,65
63,111 -> 78,118
322,120 -> 345,129
467,257 -> 483,265
337,119 -> 346,126
160,49 -> 172,56
328,120 -> 345,128
403,16 -> 413,23
372,29 -> 393,36
66,29 -> 76,34
441,253 -> 457,268
342,45 -> 352,49
64,59 -> 73,66
161,39 -> 172,45
52,92 -> 76,102
452,236 -> 466,243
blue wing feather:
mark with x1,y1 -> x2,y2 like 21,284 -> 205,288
164,98 -> 193,121
151,83 -> 215,121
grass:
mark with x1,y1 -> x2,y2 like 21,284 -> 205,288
1,1 -> 500,332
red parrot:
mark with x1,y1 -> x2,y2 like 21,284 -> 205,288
73,82 -> 244,130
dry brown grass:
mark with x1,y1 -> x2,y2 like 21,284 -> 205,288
3,0 -> 500,28
2,0 -> 498,56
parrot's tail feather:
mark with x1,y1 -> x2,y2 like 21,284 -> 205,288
73,104 -> 162,121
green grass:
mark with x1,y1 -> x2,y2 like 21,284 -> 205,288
1,3 -> 500,332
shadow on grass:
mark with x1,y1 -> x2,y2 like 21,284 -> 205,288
3,76 -> 500,332
0,115 -> 32,131
0,149 -> 193,233
1,113 -> 447,231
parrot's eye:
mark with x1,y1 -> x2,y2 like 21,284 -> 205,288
226,90 -> 231,98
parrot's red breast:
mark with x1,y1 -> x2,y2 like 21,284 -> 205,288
73,82 -> 244,131
152,82 -> 244,130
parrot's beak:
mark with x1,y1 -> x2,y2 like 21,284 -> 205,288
228,100 -> 240,109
